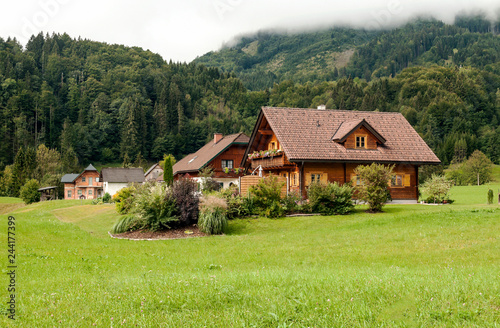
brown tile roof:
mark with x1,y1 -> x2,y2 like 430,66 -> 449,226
256,107 -> 440,164
173,133 -> 250,175
100,168 -> 145,183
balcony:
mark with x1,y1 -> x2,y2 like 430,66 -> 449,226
250,154 -> 292,169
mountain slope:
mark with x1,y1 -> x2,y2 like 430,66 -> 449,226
194,17 -> 500,90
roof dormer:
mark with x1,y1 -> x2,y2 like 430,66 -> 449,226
332,119 -> 386,150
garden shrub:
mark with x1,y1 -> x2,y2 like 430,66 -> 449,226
487,189 -> 494,204
113,186 -> 136,214
172,177 -> 199,225
421,175 -> 453,204
354,163 -> 394,212
103,192 -> 112,203
19,179 -> 41,205
198,195 -> 228,235
307,181 -> 354,215
199,166 -> 220,193
264,200 -> 285,218
91,197 -> 103,205
281,191 -> 301,214
111,215 -> 144,234
134,183 -> 179,231
249,176 -> 285,217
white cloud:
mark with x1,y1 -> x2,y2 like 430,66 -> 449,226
0,0 -> 498,62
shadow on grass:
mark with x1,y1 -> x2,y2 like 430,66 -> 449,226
225,218 -> 255,236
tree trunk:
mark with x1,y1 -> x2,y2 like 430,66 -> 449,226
477,173 -> 480,186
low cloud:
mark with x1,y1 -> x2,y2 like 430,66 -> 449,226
0,0 -> 498,62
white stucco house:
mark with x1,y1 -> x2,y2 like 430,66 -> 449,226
100,167 -> 145,196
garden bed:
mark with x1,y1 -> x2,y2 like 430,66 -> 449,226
109,225 -> 209,240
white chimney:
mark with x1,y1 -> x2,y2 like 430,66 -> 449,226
317,105 -> 326,110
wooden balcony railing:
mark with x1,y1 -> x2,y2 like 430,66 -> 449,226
250,154 -> 292,169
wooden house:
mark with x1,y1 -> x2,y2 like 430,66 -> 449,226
242,107 -> 441,202
61,164 -> 103,200
173,133 -> 249,189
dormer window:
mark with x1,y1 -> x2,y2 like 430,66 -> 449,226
356,136 -> 366,149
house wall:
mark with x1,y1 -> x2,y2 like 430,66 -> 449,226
208,144 -> 247,178
145,167 -> 163,181
104,182 -> 130,197
344,126 -> 379,149
64,171 -> 103,200
299,162 -> 418,200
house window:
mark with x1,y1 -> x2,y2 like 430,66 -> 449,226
391,175 -> 403,187
311,173 -> 322,184
89,177 -> 93,186
352,175 -> 363,186
88,189 -> 93,196
78,190 -> 82,196
270,142 -> 276,150
67,190 -> 72,198
221,160 -> 233,169
82,177 -> 86,182
292,173 -> 298,186
356,136 -> 366,148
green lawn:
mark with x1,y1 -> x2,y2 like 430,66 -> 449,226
0,188 -> 499,327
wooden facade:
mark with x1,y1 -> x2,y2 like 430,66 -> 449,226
242,107 -> 441,202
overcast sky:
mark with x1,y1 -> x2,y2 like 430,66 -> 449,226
1,0 -> 498,62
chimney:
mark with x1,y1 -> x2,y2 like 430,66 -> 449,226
317,105 -> 326,110
214,133 -> 223,144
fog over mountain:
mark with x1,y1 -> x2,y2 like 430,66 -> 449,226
0,0 -> 498,62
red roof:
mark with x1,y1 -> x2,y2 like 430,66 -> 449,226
249,107 -> 440,164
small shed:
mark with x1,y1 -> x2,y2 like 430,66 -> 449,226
38,186 -> 58,201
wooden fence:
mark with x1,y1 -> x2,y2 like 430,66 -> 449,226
239,175 -> 288,197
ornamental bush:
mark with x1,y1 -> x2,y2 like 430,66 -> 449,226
198,195 -> 228,235
307,181 -> 354,215
354,163 -> 394,212
487,189 -> 494,205
111,215 -> 145,234
172,176 -> 200,225
134,183 -> 179,231
420,175 -> 453,204
113,186 -> 136,214
249,176 -> 284,217
20,179 -> 41,205
102,192 -> 112,203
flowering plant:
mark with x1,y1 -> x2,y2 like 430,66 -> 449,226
223,167 -> 231,174
234,167 -> 244,174
248,149 -> 283,160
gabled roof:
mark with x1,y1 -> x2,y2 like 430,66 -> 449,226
100,168 -> 145,183
145,163 -> 162,177
173,133 -> 250,175
246,107 -> 440,164
332,119 -> 386,144
61,173 -> 79,183
84,164 -> 98,171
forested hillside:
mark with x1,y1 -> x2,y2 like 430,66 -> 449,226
0,15 -> 499,198
0,33 -> 268,169
195,16 -> 500,90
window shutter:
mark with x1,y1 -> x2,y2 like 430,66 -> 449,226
404,174 -> 411,187
320,173 -> 328,184
305,173 -> 311,186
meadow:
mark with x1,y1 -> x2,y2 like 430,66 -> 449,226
0,182 -> 499,327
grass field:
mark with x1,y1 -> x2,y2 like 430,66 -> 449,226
0,184 -> 499,327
